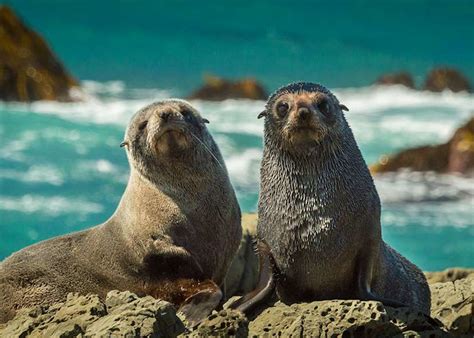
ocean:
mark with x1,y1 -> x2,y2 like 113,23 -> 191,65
1,0 -> 473,270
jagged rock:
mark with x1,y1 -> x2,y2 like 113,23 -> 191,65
424,67 -> 471,93
0,6 -> 79,102
225,214 -> 259,297
375,72 -> 415,88
371,117 -> 474,175
184,309 -> 248,337
429,275 -> 473,335
425,268 -> 474,284
0,291 -> 185,337
248,300 -> 445,336
188,75 -> 267,101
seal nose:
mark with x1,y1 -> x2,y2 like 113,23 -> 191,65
296,107 -> 311,121
159,111 -> 171,122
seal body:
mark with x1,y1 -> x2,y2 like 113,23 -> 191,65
256,82 -> 430,313
0,100 -> 241,324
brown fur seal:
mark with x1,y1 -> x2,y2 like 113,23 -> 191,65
0,99 -> 242,325
230,82 -> 430,315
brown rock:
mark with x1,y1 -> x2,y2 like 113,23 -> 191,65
0,6 -> 79,102
188,75 -> 267,101
371,117 -> 474,175
375,72 -> 415,88
0,291 -> 186,337
185,309 -> 248,337
425,268 -> 474,284
248,300 -> 445,336
424,67 -> 471,93
429,275 -> 473,334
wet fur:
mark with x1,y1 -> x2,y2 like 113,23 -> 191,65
0,99 -> 242,323
256,82 -> 430,313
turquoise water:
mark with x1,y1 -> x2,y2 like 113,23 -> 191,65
1,1 -> 473,270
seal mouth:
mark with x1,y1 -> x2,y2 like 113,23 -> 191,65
154,123 -> 188,139
148,122 -> 191,154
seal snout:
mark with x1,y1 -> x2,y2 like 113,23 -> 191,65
159,110 -> 172,122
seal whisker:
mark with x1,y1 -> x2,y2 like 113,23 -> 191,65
189,132 -> 224,169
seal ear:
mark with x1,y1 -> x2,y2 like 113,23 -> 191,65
257,111 -> 267,119
202,118 -> 210,124
339,104 -> 349,112
120,141 -> 129,148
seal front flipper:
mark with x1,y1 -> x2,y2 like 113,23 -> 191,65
227,240 -> 276,314
356,242 -> 407,308
178,280 -> 223,328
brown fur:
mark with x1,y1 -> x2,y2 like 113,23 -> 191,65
0,99 -> 242,323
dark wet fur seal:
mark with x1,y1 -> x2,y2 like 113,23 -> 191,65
0,99 -> 242,325
230,82 -> 430,315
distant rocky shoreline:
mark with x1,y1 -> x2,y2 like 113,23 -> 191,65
1,215 -> 472,337
1,6 -> 472,104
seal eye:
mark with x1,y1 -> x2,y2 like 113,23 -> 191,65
181,110 -> 194,123
318,100 -> 330,117
138,120 -> 148,131
276,102 -> 289,117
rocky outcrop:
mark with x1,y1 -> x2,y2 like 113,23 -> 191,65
0,6 -> 79,102
429,274 -> 473,335
2,214 -> 473,336
371,117 -> 474,175
424,67 -> 471,93
248,300 -> 444,337
425,268 -> 474,284
187,310 -> 248,337
0,291 -> 185,337
188,75 -> 267,101
1,269 -> 472,337
375,72 -> 415,88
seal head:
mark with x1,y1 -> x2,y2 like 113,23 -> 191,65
260,82 -> 349,153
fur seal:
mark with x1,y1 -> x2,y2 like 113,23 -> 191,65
0,99 -> 242,325
230,82 -> 430,314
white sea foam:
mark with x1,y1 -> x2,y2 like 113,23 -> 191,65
1,81 -> 473,227
0,165 -> 64,186
0,195 -> 103,216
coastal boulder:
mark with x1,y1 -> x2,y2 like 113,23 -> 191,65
0,6 -> 79,102
248,300 -> 445,336
0,291 -> 185,337
375,71 -> 415,88
424,67 -> 471,93
425,267 -> 474,284
429,274 -> 473,335
188,75 -> 267,101
371,117 -> 474,175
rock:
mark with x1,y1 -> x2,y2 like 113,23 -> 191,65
0,6 -> 79,102
0,291 -> 185,337
375,72 -> 415,88
424,67 -> 471,93
248,300 -> 446,336
184,309 -> 248,337
425,268 -> 474,284
225,213 -> 259,297
371,117 -> 474,175
188,75 -> 267,101
429,275 -> 473,335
